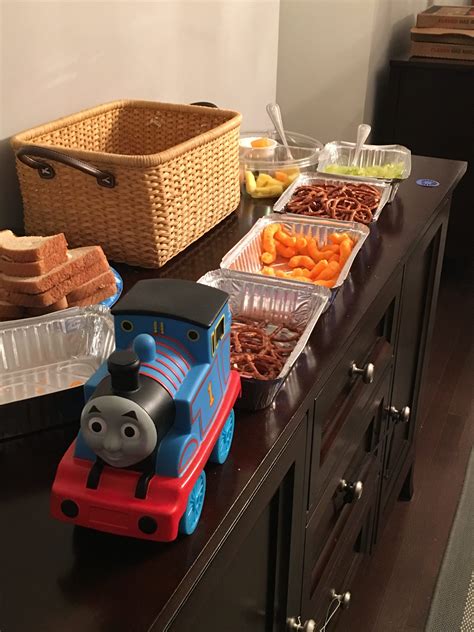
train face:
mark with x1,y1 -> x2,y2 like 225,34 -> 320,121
51,279 -> 241,541
81,395 -> 158,468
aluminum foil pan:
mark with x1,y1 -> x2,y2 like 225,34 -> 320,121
198,269 -> 330,410
0,306 -> 114,405
220,213 -> 369,291
0,306 -> 115,440
273,172 -> 391,222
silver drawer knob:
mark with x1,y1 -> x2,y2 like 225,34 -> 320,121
339,479 -> 364,502
350,361 -> 375,384
331,589 -> 352,609
287,617 -> 316,632
389,405 -> 410,424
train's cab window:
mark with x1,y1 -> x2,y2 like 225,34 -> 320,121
211,316 -> 225,355
216,317 -> 225,344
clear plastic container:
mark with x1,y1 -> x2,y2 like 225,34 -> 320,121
318,141 -> 411,202
198,269 -> 329,409
240,130 -> 323,200
220,214 -> 369,290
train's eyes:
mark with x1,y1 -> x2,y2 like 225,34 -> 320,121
121,320 -> 134,332
89,417 -> 107,434
121,424 -> 140,440
187,329 -> 200,342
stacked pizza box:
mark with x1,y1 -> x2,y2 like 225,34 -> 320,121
0,231 -> 116,321
412,5 -> 474,61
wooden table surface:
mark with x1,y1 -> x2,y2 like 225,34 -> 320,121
0,156 -> 467,632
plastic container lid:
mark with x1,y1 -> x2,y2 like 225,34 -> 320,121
240,130 -> 323,171
318,141 -> 411,182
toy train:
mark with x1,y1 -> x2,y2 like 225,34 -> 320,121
51,279 -> 241,541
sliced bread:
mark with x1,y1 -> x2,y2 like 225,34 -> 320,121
24,298 -> 69,316
0,246 -> 107,294
66,270 -> 116,302
68,283 -> 117,307
0,299 -> 24,320
0,248 -> 68,277
0,230 -> 67,263
0,258 -> 110,307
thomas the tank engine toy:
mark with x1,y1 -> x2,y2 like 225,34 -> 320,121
51,279 -> 241,541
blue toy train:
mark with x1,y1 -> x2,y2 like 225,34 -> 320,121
51,279 -> 241,541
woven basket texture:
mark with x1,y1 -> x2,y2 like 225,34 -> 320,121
11,100 -> 242,268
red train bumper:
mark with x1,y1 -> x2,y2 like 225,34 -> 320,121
51,371 -> 240,541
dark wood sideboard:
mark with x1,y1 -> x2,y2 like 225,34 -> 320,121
0,156 -> 467,632
378,56 -> 474,265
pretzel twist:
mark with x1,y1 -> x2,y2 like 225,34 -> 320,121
230,318 -> 302,381
285,182 -> 380,224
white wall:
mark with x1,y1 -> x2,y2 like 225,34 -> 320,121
0,0 -> 280,231
276,0 -> 469,144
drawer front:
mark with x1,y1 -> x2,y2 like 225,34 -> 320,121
309,271 -> 402,511
309,447 -> 379,595
302,365 -> 392,627
311,509 -> 374,630
303,483 -> 376,629
311,339 -> 392,510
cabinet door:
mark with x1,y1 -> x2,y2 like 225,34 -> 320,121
165,419 -> 307,632
310,271 -> 401,512
382,206 -> 449,511
301,366 -> 391,630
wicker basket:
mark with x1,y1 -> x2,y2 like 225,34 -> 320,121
11,100 -> 242,268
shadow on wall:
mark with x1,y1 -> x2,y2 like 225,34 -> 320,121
0,138 -> 24,233
364,1 -> 428,142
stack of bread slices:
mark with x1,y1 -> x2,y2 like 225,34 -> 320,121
0,231 -> 117,321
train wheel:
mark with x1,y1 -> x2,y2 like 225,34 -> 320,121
178,470 -> 206,536
209,409 -> 235,465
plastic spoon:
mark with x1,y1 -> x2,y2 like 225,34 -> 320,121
352,123 -> 371,167
266,103 -> 293,160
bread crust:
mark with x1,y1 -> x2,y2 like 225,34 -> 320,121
0,231 -> 67,263
0,246 -> 107,294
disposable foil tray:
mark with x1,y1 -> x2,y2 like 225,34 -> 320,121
198,269 -> 330,410
0,306 -> 115,440
220,213 -> 369,290
273,172 -> 391,222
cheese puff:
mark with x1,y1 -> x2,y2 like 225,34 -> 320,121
339,239 -> 353,267
306,237 -> 319,261
262,223 -> 281,253
309,259 -> 329,280
288,255 -> 316,270
307,238 -> 333,262
328,254 -> 339,262
261,266 -> 276,276
295,237 -> 308,255
292,276 -> 312,283
315,260 -> 341,281
329,232 -> 354,246
276,242 -> 297,258
277,225 -> 294,239
289,267 -> 312,278
275,269 -> 291,278
261,251 -> 276,265
321,244 -> 340,254
275,229 -> 297,248
313,279 -> 336,288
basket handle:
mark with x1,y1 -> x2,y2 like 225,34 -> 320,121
190,102 -> 218,108
16,145 -> 116,188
